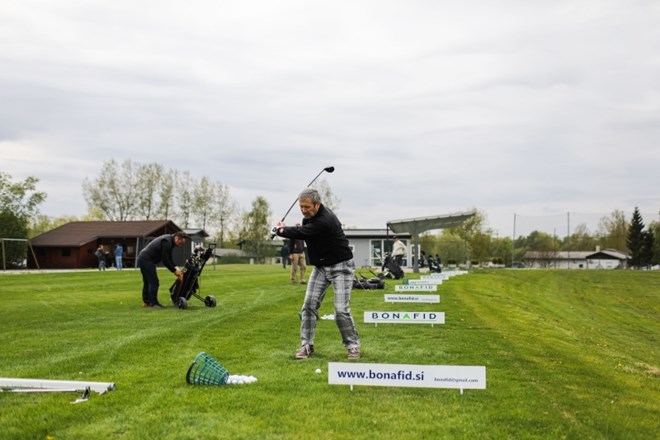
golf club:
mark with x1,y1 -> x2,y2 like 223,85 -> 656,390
271,166 -> 334,238
279,165 -> 334,223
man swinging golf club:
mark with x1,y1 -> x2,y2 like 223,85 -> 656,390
274,188 -> 361,360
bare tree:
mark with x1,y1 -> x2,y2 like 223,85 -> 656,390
134,162 -> 163,220
212,182 -> 237,247
157,168 -> 176,220
193,176 -> 214,230
82,159 -> 138,220
312,179 -> 340,212
597,210 -> 628,250
175,171 -> 195,228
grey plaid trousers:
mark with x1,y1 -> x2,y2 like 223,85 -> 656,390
300,259 -> 360,350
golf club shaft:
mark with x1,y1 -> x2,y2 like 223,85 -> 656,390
279,167 -> 331,223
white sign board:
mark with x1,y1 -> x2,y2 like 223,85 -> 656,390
364,311 -> 444,325
394,284 -> 437,292
421,275 -> 448,281
328,362 -> 486,392
384,294 -> 440,303
408,279 -> 443,285
444,270 -> 468,277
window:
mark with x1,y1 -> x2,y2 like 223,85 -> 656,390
370,240 -> 383,267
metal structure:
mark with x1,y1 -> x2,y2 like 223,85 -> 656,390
387,210 -> 477,273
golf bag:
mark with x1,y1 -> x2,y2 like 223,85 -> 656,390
353,275 -> 385,290
170,244 -> 217,309
427,255 -> 442,273
380,253 -> 404,279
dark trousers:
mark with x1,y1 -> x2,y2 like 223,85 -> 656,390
137,257 -> 160,305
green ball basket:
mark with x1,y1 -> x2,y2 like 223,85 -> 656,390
186,352 -> 229,386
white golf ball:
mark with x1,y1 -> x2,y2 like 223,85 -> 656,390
315,368 -> 322,374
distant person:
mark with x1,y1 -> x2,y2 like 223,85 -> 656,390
392,236 -> 407,267
280,242 -> 290,269
274,188 -> 361,360
115,243 -> 124,270
137,231 -> 189,308
289,225 -> 307,285
95,245 -> 106,271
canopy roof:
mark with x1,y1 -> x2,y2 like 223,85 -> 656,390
386,210 -> 477,236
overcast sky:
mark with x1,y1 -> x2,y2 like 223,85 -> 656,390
2,0 -> 659,237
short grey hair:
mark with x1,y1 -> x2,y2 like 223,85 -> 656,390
299,188 -> 321,204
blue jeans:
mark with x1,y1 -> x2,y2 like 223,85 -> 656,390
300,259 -> 360,350
116,256 -> 123,270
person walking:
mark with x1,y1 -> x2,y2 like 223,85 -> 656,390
391,236 -> 407,267
274,188 -> 360,360
136,231 -> 189,308
289,225 -> 307,285
115,243 -> 124,270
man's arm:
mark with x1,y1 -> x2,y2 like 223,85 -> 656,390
160,239 -> 178,273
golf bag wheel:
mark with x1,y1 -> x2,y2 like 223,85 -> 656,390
204,295 -> 217,308
177,297 -> 188,309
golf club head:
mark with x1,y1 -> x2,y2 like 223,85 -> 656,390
324,166 -> 335,173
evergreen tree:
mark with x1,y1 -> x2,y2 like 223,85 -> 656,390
626,207 -> 645,268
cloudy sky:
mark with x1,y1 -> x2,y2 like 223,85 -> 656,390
2,0 -> 659,237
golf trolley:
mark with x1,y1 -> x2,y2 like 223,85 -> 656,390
427,255 -> 442,273
353,272 -> 385,290
169,243 -> 217,309
379,253 -> 405,279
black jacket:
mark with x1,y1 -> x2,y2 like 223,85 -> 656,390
277,204 -> 352,267
289,238 -> 305,254
138,234 -> 178,272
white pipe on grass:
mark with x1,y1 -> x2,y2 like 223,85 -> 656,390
0,378 -> 115,394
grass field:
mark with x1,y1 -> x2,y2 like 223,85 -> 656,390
0,266 -> 658,439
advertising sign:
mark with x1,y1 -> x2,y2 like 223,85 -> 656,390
329,362 -> 486,392
364,311 -> 444,325
384,294 -> 440,303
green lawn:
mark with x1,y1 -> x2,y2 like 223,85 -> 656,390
0,267 -> 658,439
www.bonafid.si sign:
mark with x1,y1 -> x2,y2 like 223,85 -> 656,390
328,362 -> 486,393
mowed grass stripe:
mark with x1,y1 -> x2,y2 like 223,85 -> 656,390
449,270 -> 659,438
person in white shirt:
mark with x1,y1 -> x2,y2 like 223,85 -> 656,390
391,236 -> 407,267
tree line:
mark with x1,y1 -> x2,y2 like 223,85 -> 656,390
79,159 -> 238,247
1,165 -> 658,268
1,160 -> 338,265
419,208 -> 658,269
